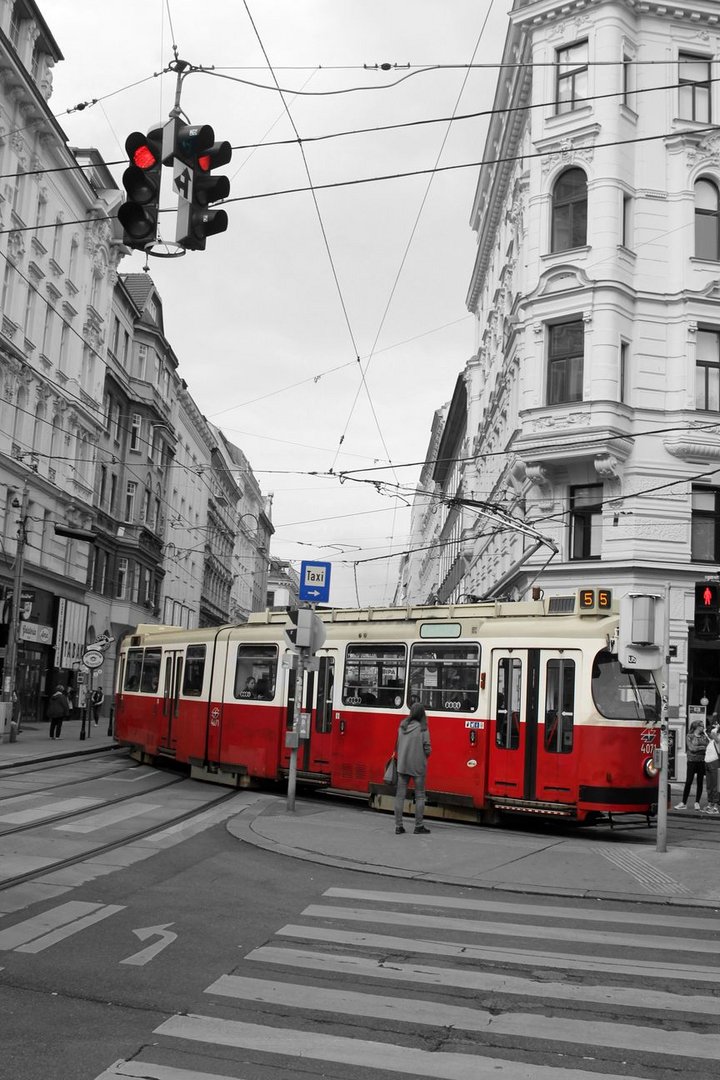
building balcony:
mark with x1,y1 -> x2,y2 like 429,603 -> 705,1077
513,400 -> 634,468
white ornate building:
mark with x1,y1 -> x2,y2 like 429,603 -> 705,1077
401,0 -> 720,722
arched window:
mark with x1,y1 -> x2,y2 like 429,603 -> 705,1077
551,168 -> 588,252
695,178 -> 720,261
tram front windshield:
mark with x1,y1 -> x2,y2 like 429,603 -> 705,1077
591,651 -> 660,721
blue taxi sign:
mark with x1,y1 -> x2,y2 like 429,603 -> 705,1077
299,560 -> 331,604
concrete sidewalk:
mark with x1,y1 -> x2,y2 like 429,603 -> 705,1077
0,716 -> 118,768
3,724 -> 719,908
227,794 -> 720,910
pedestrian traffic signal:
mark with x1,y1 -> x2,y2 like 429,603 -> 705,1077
694,581 -> 720,640
117,128 -> 163,250
172,123 -> 232,251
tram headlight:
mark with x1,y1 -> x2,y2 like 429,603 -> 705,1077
643,757 -> 659,779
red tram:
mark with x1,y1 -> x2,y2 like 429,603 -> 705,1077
114,593 -> 661,824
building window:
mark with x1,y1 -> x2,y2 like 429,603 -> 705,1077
112,402 -> 121,441
124,481 -> 137,522
679,53 -> 711,122
556,41 -> 588,114
621,194 -> 632,247
109,474 -> 117,514
695,179 -> 720,261
696,328 -> 720,411
68,237 -> 79,280
116,557 -> 128,600
548,320 -> 584,405
622,53 -> 632,106
692,486 -> 720,561
130,413 -> 142,451
619,341 -> 628,404
551,168 -> 587,252
570,484 -> 602,560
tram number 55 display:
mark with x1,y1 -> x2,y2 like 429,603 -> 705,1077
579,588 -> 613,611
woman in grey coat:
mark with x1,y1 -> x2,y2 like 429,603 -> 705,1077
394,702 -> 431,834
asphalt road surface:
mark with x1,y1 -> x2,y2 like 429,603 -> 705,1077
1,754 -> 718,1080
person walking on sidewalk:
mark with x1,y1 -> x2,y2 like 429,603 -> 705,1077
703,723 -> 720,815
394,702 -> 432,835
47,684 -> 70,740
675,718 -> 708,810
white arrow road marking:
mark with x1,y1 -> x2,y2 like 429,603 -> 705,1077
120,923 -> 177,966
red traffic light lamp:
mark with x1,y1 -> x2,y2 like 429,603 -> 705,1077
118,128 -> 163,250
694,580 -> 720,640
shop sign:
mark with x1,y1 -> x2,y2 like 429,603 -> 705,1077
19,622 -> 53,645
54,597 -> 89,670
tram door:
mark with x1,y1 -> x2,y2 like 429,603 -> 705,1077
159,649 -> 184,750
282,653 -> 335,776
487,648 -> 580,805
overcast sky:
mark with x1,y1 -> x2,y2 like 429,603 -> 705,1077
47,1 -> 509,607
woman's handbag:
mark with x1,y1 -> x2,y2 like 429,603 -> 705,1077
383,755 -> 398,785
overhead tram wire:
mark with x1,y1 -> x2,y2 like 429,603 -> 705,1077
5,68 -> 713,186
328,0 -> 499,600
5,115 -> 704,234
328,0 -> 495,476
240,0 -> 396,492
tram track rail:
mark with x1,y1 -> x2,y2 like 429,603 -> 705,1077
0,773 -> 188,838
0,785 -> 242,894
0,754 -> 144,803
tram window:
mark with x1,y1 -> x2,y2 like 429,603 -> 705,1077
409,643 -> 480,712
496,657 -> 521,749
544,658 -> 575,753
183,645 -> 206,696
234,645 -> 278,701
342,644 -> 406,707
123,648 -> 143,691
592,651 -> 660,721
140,648 -> 161,693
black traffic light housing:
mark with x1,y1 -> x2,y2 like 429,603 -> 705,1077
118,128 -> 163,250
172,123 -> 232,251
694,580 -> 720,640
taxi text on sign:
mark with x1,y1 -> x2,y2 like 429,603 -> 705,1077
299,560 -> 331,604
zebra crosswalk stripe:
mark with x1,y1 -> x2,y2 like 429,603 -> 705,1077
93,882 -> 718,1080
153,1014 -> 660,1080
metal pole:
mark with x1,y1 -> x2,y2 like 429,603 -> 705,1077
286,651 -> 306,813
656,670 -> 670,853
3,483 -> 28,741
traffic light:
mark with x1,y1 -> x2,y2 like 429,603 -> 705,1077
694,581 -> 720,640
117,128 -> 163,250
284,608 -> 326,653
172,123 -> 232,251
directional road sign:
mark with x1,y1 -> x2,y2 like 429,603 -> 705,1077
299,560 -> 331,604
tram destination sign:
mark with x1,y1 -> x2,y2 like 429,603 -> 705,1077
299,560 -> 331,604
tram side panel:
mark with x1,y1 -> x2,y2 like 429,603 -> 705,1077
329,636 -> 490,808
212,636 -> 286,780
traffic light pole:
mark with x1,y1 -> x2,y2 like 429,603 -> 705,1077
656,668 -> 670,854
286,650 -> 307,813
